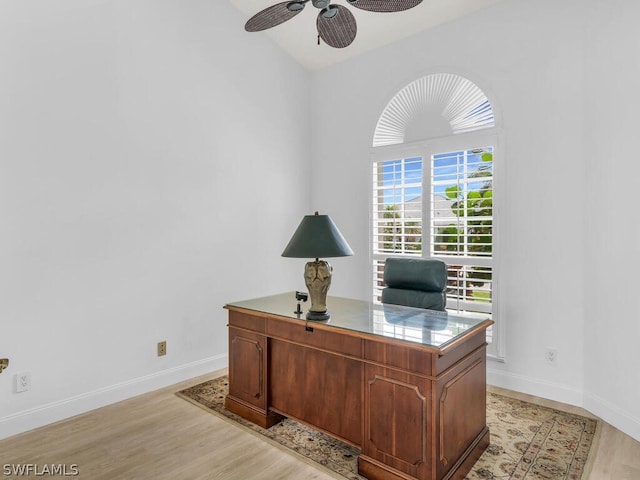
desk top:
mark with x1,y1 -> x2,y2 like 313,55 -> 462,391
226,292 -> 492,350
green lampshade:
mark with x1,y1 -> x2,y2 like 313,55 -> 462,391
282,212 -> 354,259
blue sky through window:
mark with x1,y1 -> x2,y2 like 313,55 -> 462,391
379,148 -> 493,206
380,157 -> 422,205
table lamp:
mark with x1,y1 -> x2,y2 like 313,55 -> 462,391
282,212 -> 354,320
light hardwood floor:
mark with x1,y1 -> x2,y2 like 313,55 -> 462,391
1,370 -> 639,480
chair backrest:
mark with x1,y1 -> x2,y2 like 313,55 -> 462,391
381,258 -> 447,311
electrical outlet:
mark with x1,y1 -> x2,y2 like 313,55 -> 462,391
16,372 -> 31,393
157,341 -> 167,357
545,348 -> 558,365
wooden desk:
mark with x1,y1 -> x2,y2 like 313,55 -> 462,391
225,293 -> 493,480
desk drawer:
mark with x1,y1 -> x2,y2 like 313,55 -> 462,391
267,319 -> 361,358
228,311 -> 266,333
364,340 -> 433,376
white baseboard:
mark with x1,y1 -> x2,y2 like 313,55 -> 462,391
583,391 -> 640,442
0,354 -> 227,441
487,367 -> 584,407
488,367 -> 640,443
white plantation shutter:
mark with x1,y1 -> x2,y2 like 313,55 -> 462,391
431,148 -> 493,315
372,157 -> 423,257
372,156 -> 423,303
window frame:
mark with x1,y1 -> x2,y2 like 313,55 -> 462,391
370,131 -> 503,359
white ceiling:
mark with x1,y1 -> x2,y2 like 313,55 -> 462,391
229,0 -> 506,70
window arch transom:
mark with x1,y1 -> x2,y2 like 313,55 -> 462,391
372,73 -> 495,147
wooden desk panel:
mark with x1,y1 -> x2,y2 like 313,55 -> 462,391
363,365 -> 430,479
226,324 -> 284,428
269,338 -> 362,446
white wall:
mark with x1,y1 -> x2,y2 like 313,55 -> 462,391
310,0 -> 640,441
0,0 -> 310,438
582,0 -> 640,441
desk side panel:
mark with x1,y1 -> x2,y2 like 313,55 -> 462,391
436,346 -> 488,480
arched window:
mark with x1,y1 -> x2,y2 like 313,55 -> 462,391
373,73 -> 495,147
371,73 -> 501,358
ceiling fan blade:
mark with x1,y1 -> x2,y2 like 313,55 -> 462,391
317,5 -> 357,49
245,1 -> 306,32
345,0 -> 422,13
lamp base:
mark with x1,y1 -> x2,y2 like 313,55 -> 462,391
306,310 -> 330,321
304,260 -> 333,320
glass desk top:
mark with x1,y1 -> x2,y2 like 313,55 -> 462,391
226,292 -> 492,349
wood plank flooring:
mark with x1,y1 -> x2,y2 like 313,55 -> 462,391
1,370 -> 639,479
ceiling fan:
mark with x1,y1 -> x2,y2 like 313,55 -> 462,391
244,0 -> 423,49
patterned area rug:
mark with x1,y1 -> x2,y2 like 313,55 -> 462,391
176,376 -> 598,480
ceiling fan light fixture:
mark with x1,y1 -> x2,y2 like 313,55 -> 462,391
312,0 -> 331,9
287,1 -> 305,11
321,5 -> 339,18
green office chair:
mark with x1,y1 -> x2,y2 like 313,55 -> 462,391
381,258 -> 447,311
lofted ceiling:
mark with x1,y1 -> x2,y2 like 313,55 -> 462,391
229,0 -> 506,70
